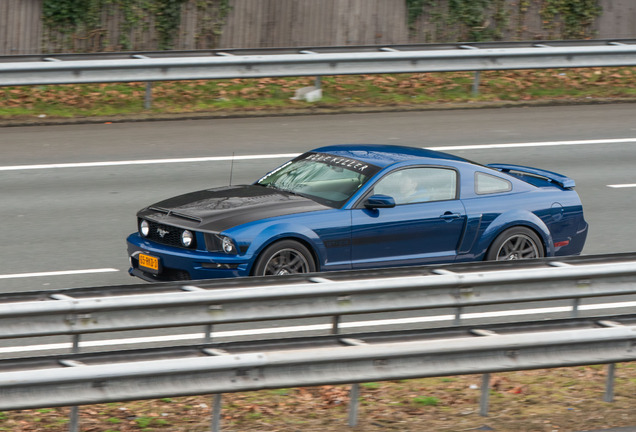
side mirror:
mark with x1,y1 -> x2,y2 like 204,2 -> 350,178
364,194 -> 396,209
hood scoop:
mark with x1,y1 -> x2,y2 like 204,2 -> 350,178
148,207 -> 202,223
171,194 -> 296,213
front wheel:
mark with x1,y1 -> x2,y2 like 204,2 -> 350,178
485,227 -> 544,261
252,240 -> 316,276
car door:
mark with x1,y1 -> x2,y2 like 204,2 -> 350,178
351,166 -> 466,269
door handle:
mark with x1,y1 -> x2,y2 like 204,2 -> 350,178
440,212 -> 461,220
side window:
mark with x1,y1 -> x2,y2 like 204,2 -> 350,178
373,167 -> 457,205
475,172 -> 512,194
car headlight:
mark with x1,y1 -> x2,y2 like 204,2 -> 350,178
140,220 -> 149,237
181,230 -> 194,247
221,236 -> 236,254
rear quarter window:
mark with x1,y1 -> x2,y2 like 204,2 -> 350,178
475,172 -> 512,195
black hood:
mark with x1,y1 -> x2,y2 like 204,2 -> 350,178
138,185 -> 329,232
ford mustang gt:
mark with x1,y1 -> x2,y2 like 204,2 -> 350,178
126,145 -> 588,282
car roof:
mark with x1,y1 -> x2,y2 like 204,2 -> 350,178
312,144 -> 468,168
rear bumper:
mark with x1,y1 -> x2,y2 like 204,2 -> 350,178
126,233 -> 252,282
554,221 -> 588,256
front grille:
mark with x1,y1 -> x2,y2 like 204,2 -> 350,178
141,219 -> 197,249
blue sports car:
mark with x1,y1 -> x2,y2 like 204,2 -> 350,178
126,145 -> 588,282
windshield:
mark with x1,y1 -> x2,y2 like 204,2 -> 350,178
256,153 -> 381,208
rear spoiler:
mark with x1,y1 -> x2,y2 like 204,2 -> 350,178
487,164 -> 575,188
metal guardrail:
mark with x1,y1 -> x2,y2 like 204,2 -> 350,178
4,252 -> 634,302
2,39 -> 635,63
3,259 -> 636,340
1,324 -> 635,414
1,39 -> 636,87
6,313 -> 634,368
3,255 -> 636,431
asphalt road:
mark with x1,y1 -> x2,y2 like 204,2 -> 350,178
2,103 -> 636,293
2,103 -> 636,432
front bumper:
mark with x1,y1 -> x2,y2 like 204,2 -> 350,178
126,233 -> 253,282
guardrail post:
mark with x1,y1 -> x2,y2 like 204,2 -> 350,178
332,315 -> 340,334
315,76 -> 322,90
69,407 -> 80,432
145,82 -> 153,109
454,306 -> 463,326
604,363 -> 616,402
479,373 -> 490,416
472,71 -> 481,96
205,324 -> 213,343
572,298 -> 580,318
211,393 -> 222,432
348,384 -> 360,427
71,334 -> 80,352
70,335 -> 80,432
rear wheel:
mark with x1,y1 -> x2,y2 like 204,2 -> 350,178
486,227 -> 544,261
252,240 -> 316,276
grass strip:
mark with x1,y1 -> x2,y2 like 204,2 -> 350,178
2,363 -> 636,431
1,67 -> 635,119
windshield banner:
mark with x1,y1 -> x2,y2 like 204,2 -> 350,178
304,152 -> 374,173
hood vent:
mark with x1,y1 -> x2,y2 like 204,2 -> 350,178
148,206 -> 169,215
148,207 -> 202,223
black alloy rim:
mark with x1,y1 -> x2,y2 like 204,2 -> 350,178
496,234 -> 540,260
263,248 -> 310,276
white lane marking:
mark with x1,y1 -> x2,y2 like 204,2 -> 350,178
579,300 -> 636,310
0,268 -> 119,280
341,315 -> 453,329
2,138 -> 636,171
0,153 -> 300,171
0,342 -> 72,353
3,300 -> 633,355
607,184 -> 636,188
462,306 -> 572,319
427,137 -> 636,151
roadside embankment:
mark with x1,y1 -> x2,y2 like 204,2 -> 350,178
1,68 -> 635,127
2,364 -> 635,431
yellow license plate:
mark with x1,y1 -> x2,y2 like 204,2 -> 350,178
139,253 -> 159,271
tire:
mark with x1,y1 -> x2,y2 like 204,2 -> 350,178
252,239 -> 316,276
485,226 -> 544,261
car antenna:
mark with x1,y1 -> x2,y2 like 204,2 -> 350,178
229,152 -> 235,186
